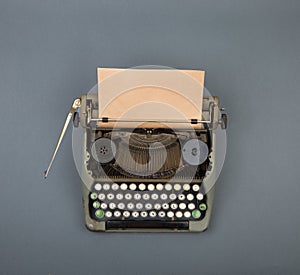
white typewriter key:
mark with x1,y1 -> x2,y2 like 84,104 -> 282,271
142,193 -> 150,200
123,211 -> 130,218
160,193 -> 168,200
196,193 -> 204,200
150,211 -> 156,218
154,203 -> 161,210
129,183 -> 137,190
156,183 -> 163,191
178,194 -> 185,201
134,193 -> 141,200
167,211 -> 174,218
98,193 -> 105,200
145,203 -> 152,210
136,203 -> 143,210
151,193 -> 158,200
116,193 -> 123,200
94,183 -> 102,191
127,203 -> 134,210
109,203 -> 116,209
103,183 -> 110,191
174,184 -> 181,191
101,203 -> 107,210
171,203 -> 178,210
176,211 -> 183,218
158,211 -> 165,218
117,203 -> 125,210
169,193 -> 177,200
183,184 -> 190,191
184,211 -> 191,218
107,193 -> 114,200
139,183 -> 146,191
125,193 -> 132,200
192,184 -> 200,192
132,211 -> 139,218
120,183 -> 127,190
162,203 -> 169,210
165,183 -> 172,191
187,194 -> 194,201
114,211 -> 121,218
188,203 -> 195,210
141,211 -> 148,218
105,211 -> 112,218
179,203 -> 186,210
112,183 -> 119,191
148,184 -> 155,191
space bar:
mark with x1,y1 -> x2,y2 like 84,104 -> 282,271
106,220 -> 189,230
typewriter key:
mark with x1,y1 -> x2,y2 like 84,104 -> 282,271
196,193 -> 204,201
132,211 -> 139,218
154,203 -> 161,210
112,183 -> 119,191
103,183 -> 110,191
116,193 -> 123,200
169,193 -> 177,200
139,183 -> 146,191
162,203 -> 169,210
188,203 -> 195,210
141,211 -> 148,218
98,193 -> 105,200
199,203 -> 207,211
148,184 -> 155,191
136,203 -> 143,210
174,184 -> 181,191
176,211 -> 183,218
171,203 -> 178,210
183,184 -> 190,191
129,183 -> 137,190
158,211 -> 165,218
109,203 -> 116,209
101,203 -> 107,210
192,184 -> 200,191
160,193 -> 168,200
156,183 -> 163,191
178,194 -> 185,201
93,201 -> 100,209
90,193 -> 98,200
142,193 -> 150,200
95,210 -> 104,218
127,203 -> 134,210
184,211 -> 191,218
145,203 -> 152,210
114,211 -> 121,218
150,211 -> 156,218
125,193 -> 132,200
123,211 -> 130,218
187,194 -> 194,201
94,183 -> 102,191
105,211 -> 112,218
179,203 -> 186,210
165,183 -> 172,191
151,193 -> 158,200
117,203 -> 125,210
107,193 -> 114,200
134,193 -> 141,200
120,183 -> 127,190
167,211 -> 174,218
192,210 -> 201,219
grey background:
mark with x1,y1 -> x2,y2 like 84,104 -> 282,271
0,0 -> 299,274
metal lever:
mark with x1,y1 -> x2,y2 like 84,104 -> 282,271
44,98 -> 81,179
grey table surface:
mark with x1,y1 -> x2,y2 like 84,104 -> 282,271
0,0 -> 299,274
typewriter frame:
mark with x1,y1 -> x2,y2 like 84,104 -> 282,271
75,93 -> 223,232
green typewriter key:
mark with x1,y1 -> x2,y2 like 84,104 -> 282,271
93,201 -> 100,209
192,209 -> 201,219
90,193 -> 98,200
199,203 -> 207,211
95,209 -> 104,218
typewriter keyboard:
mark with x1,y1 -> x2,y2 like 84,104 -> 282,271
89,182 -> 207,221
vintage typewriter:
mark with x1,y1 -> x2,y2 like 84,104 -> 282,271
45,67 -> 227,232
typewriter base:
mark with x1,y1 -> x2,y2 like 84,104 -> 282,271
82,184 -> 215,233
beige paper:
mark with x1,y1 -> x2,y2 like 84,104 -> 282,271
97,68 -> 205,129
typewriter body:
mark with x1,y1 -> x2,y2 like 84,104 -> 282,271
45,67 -> 227,232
